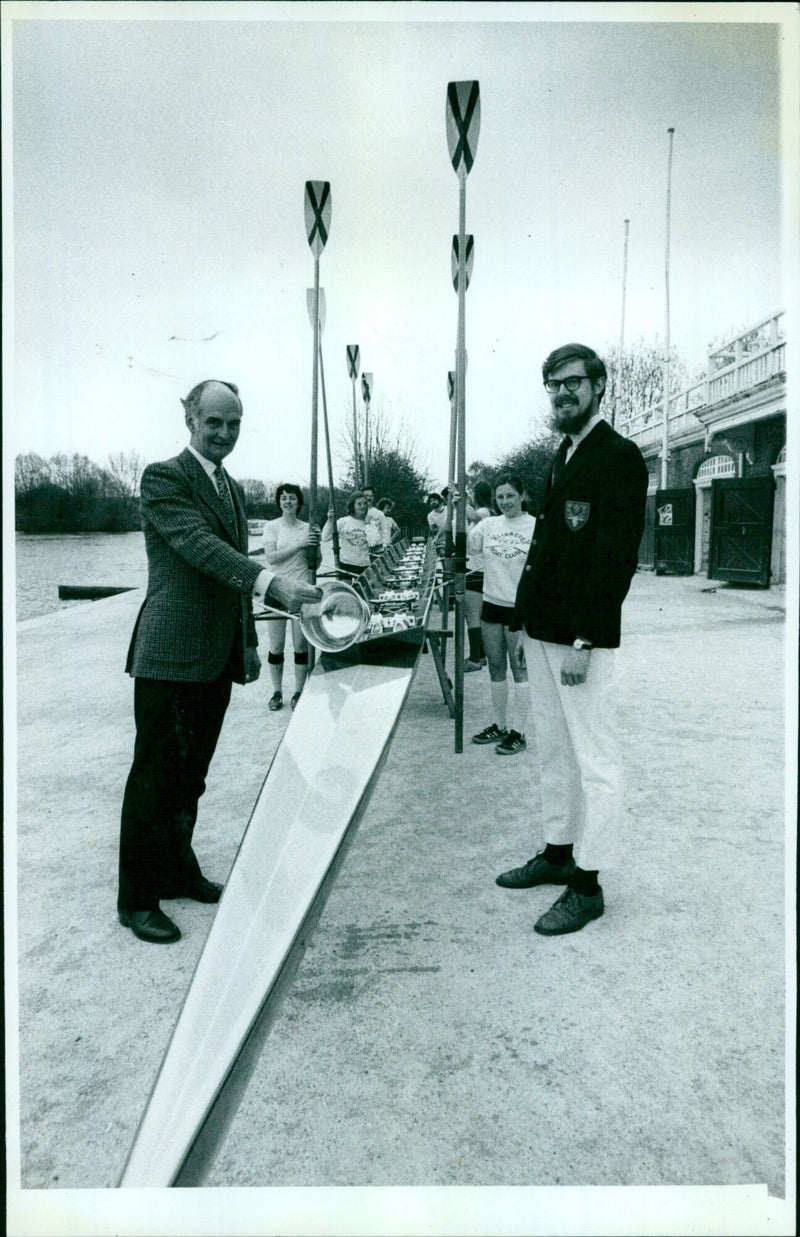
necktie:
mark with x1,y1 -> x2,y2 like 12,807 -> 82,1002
214,466 -> 236,529
551,436 -> 572,486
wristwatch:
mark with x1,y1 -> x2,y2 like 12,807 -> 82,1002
572,638 -> 593,651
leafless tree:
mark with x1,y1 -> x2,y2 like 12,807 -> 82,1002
604,338 -> 689,427
14,452 -> 50,499
107,450 -> 146,497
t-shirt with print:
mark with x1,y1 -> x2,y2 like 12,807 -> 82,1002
468,513 -> 536,606
324,516 -> 380,567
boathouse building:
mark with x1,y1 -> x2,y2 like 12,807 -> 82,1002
619,311 -> 787,587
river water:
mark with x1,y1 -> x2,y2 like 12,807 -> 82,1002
14,532 -> 264,622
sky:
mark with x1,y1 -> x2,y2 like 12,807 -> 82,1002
5,2 -> 793,493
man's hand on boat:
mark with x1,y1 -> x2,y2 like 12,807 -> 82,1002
266,577 -> 323,614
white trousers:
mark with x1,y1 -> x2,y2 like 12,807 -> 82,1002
522,636 -> 623,871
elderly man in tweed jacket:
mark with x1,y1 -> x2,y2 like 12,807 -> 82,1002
118,380 -> 320,944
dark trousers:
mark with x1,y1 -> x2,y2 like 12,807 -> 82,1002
118,674 -> 232,911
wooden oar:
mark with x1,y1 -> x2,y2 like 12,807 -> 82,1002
445,79 -> 481,754
307,287 -> 340,571
304,180 -> 331,582
347,345 -> 361,487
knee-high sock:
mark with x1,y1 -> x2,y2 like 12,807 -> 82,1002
490,680 -> 508,729
509,681 -> 530,735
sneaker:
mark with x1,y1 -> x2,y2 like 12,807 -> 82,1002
464,659 -> 484,673
268,691 -> 283,712
472,723 -> 508,745
534,886 -> 604,936
495,851 -> 577,888
495,729 -> 526,755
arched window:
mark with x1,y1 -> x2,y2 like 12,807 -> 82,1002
695,455 -> 736,484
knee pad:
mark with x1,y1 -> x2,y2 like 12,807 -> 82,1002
267,651 -> 285,665
293,650 -> 309,666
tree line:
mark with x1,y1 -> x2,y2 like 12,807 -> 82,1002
15,451 -> 147,533
15,338 -> 702,534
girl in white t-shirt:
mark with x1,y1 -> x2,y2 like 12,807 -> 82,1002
262,483 -> 320,712
468,474 -> 535,755
322,491 -> 381,574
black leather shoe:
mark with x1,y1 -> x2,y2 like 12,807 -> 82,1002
162,876 -> 223,903
495,851 -> 577,889
534,886 -> 604,935
119,907 -> 181,944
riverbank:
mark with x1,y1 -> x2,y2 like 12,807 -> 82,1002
7,573 -> 793,1236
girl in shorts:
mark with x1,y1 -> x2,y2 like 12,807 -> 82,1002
468,474 -> 535,754
262,483 -> 321,712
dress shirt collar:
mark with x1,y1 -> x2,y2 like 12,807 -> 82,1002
187,443 -> 220,480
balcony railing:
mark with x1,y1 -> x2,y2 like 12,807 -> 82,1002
620,311 -> 785,451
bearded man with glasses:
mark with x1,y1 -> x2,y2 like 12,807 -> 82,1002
497,343 -> 648,935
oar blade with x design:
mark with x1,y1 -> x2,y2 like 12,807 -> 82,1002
304,180 -> 331,257
451,234 -> 474,292
446,80 -> 480,175
346,345 -> 360,380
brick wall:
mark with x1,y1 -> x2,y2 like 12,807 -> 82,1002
750,416 -> 786,476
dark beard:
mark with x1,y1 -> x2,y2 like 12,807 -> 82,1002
551,403 -> 595,436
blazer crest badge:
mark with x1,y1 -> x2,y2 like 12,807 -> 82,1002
564,500 -> 590,531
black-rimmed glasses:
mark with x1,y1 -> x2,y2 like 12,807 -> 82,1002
543,375 -> 590,394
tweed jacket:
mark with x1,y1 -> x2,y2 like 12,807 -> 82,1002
126,448 -> 264,683
512,419 -> 648,648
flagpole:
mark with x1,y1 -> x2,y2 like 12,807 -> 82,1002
660,129 -> 674,490
615,218 -> 629,430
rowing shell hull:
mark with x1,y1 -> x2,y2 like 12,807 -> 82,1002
120,628 -> 426,1187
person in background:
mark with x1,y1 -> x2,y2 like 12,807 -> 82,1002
469,474 -> 535,755
497,342 -> 648,936
118,380 -> 321,945
322,491 -> 381,575
362,485 -> 390,553
464,479 -> 493,671
262,483 -> 320,713
426,490 -> 448,555
377,497 -> 402,545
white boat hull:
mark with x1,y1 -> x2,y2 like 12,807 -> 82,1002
120,630 -> 426,1186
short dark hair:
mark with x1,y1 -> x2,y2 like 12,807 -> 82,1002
542,344 -> 607,403
494,473 -> 526,499
426,491 -> 443,505
181,380 -> 241,420
473,480 -> 492,509
347,490 -> 368,516
275,482 -> 304,513
377,497 -> 394,513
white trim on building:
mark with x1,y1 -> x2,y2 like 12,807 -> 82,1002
694,455 -> 736,486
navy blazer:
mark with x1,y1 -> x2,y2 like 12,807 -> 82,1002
126,448 -> 264,683
512,419 -> 648,648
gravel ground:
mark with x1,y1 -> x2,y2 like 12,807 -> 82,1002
7,571 -> 794,1236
